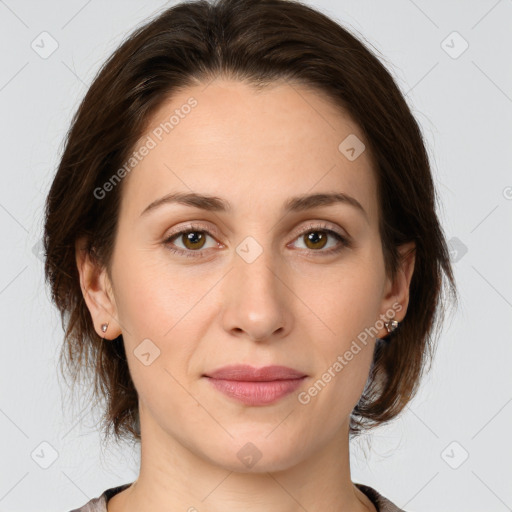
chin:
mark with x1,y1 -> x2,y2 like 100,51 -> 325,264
198,431 -> 307,474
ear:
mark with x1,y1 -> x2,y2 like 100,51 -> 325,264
75,236 -> 122,340
377,241 -> 416,339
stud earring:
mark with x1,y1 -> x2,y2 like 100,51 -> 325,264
384,320 -> 399,333
101,323 -> 108,335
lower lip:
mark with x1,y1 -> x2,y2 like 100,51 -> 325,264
205,377 -> 306,405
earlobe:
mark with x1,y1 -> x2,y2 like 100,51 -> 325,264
75,236 -> 122,340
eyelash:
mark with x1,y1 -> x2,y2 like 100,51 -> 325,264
162,222 -> 351,259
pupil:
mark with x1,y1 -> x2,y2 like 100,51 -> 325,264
188,232 -> 201,243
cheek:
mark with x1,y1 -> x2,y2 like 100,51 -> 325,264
306,256 -> 385,342
297,250 -> 384,402
113,263 -> 202,416
110,252 -> 218,392
297,276 -> 379,425
111,248 -> 210,337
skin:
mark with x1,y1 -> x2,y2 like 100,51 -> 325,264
76,78 -> 415,512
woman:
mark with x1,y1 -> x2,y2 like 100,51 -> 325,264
44,0 -> 457,511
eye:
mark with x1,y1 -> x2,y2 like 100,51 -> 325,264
289,223 -> 351,255
163,224 -> 221,258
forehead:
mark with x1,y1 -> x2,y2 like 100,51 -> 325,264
120,79 -> 379,224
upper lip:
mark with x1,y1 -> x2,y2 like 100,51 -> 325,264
204,364 -> 306,381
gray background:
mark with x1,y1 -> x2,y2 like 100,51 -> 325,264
1,1 -> 511,511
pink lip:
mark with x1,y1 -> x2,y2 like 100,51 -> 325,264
204,365 -> 307,406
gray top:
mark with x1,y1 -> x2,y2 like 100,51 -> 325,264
68,482 -> 406,511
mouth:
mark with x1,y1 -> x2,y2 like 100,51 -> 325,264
203,364 -> 307,406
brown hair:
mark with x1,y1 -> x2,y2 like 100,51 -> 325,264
44,0 -> 457,444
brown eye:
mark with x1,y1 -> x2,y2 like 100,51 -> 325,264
163,225 -> 219,258
303,231 -> 328,250
180,231 -> 207,250
291,225 -> 350,255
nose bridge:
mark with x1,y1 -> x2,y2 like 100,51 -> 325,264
221,233 -> 290,340
234,233 -> 282,301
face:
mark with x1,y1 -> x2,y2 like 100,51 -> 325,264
78,78 -> 414,472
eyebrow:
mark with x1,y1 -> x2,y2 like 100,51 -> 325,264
140,191 -> 368,221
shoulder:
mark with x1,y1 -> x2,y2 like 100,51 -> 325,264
67,483 -> 133,512
355,482 -> 406,512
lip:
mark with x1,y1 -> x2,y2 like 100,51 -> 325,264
203,365 -> 307,406
204,364 -> 306,381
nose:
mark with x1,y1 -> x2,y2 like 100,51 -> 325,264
220,240 -> 293,343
